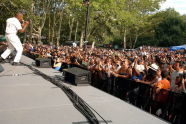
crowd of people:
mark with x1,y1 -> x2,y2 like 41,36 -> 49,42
24,43 -> 186,92
23,42 -> 186,122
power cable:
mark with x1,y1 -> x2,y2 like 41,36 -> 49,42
22,63 -> 110,124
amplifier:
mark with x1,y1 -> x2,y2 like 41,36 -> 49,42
35,58 -> 51,68
64,67 -> 91,86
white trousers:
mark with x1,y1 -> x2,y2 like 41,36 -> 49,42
1,34 -> 23,63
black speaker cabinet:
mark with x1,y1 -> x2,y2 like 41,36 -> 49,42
64,67 -> 91,86
0,64 -> 4,73
35,58 -> 51,68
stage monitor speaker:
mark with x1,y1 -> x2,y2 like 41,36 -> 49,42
64,67 -> 91,86
35,58 -> 51,68
0,64 -> 4,73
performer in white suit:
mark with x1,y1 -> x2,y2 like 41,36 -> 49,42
0,12 -> 29,66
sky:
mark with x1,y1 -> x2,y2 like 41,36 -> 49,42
160,0 -> 186,15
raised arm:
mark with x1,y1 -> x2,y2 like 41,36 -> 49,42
18,21 -> 29,33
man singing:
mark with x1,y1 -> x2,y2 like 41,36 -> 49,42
0,12 -> 29,66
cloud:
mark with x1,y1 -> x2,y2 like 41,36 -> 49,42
161,0 -> 186,15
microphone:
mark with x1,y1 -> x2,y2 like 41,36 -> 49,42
21,20 -> 25,24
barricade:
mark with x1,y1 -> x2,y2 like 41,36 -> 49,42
84,70 -> 186,124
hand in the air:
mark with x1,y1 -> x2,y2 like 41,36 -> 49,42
24,21 -> 29,25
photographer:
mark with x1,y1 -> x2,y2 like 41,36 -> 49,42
174,72 -> 186,93
171,62 -> 184,91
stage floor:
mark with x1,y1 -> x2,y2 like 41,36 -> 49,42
0,56 -> 169,124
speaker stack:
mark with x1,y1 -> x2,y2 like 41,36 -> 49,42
64,67 -> 91,86
35,58 -> 51,68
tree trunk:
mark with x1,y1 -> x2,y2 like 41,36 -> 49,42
28,1 -> 34,43
80,30 -> 84,48
68,17 -> 74,41
38,27 -> 42,44
56,10 -> 64,46
133,34 -> 138,49
129,36 -> 132,49
34,13 -> 46,44
23,31 -> 27,43
123,28 -> 127,49
74,21 -> 79,41
29,19 -> 33,43
91,41 -> 95,49
32,0 -> 50,44
48,12 -> 51,43
51,12 -> 56,44
36,0 -> 48,44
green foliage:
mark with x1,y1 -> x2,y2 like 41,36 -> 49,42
155,16 -> 186,46
0,0 -> 32,34
0,0 -> 185,47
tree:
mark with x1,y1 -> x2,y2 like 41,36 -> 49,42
2,0 -> 184,48
0,0 -> 32,34
155,16 -> 186,46
121,0 -> 165,49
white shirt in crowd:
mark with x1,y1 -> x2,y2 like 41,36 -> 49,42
171,70 -> 183,90
115,64 -> 121,72
106,64 -> 113,77
72,42 -> 77,47
135,64 -> 145,73
5,17 -> 22,34
141,51 -> 148,56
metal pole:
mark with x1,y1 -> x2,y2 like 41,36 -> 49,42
84,0 -> 90,42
